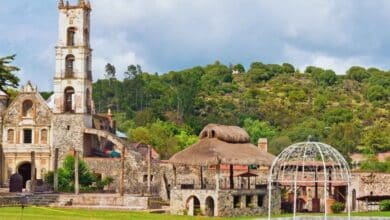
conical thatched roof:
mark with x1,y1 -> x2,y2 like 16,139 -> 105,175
169,124 -> 275,166
199,124 -> 250,143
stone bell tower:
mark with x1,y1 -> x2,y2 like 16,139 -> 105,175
52,0 -> 93,159
53,0 -> 93,114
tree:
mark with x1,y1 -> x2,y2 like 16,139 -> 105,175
247,68 -> 271,82
105,63 -> 116,79
243,118 -> 278,145
362,122 -> 390,153
124,64 -> 137,79
45,155 -> 97,192
269,136 -> 292,155
233,63 -> 245,73
324,108 -> 353,124
284,118 -> 326,142
282,63 -> 295,73
366,85 -> 387,102
325,122 -> 361,157
346,66 -> 370,82
0,54 -> 20,93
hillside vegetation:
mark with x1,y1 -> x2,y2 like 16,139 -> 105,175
93,62 -> 389,161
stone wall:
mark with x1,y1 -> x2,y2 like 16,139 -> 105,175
54,193 -> 151,208
52,114 -> 91,161
170,188 -> 280,217
0,193 -> 156,209
351,172 -> 390,211
84,157 -> 162,195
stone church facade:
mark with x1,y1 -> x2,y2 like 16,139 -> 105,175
0,1 -> 158,192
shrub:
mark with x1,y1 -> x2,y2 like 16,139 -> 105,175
331,201 -> 345,213
380,200 -> 390,211
44,155 -> 111,192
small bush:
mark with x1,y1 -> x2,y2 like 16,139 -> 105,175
331,201 -> 345,213
380,200 -> 390,211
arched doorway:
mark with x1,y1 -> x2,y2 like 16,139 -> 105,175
186,196 -> 201,216
17,162 -> 31,188
205,196 -> 215,217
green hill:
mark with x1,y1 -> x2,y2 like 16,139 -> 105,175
93,61 -> 389,161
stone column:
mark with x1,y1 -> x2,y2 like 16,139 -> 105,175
241,196 -> 246,208
215,163 -> 220,191
173,165 -> 177,189
120,145 -> 125,196
200,166 -> 204,189
54,148 -> 59,192
74,150 -> 79,195
31,151 -> 36,192
188,197 -> 194,216
147,145 -> 151,195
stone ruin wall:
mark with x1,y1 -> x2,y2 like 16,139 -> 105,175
52,114 -> 91,162
170,188 -> 280,217
84,156 -> 165,196
351,172 -> 390,211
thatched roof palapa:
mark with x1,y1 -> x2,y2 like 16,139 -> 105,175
169,124 -> 275,166
199,124 -> 250,143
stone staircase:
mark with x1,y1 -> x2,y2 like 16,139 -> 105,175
27,194 -> 59,206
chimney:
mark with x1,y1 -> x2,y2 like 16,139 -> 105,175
258,138 -> 268,152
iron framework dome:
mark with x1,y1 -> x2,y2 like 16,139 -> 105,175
267,141 -> 352,220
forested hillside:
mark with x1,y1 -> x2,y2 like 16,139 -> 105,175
93,62 -> 389,160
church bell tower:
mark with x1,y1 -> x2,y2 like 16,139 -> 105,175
53,0 -> 93,114
52,0 -> 93,158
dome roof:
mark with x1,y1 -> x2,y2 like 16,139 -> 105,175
269,141 -> 351,186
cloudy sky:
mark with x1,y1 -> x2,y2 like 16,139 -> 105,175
1,0 -> 390,91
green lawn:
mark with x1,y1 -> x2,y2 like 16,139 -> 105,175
0,207 -> 390,220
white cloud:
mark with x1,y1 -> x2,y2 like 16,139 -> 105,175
283,44 -> 379,74
93,51 -> 147,80
3,0 -> 390,91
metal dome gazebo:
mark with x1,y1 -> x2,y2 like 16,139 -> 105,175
267,141 -> 351,220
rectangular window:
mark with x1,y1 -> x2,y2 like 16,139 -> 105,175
233,195 -> 241,208
23,129 -> 32,144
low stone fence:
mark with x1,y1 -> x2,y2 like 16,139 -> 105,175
54,193 -> 150,209
257,217 -> 390,220
0,193 -> 161,210
0,195 -> 23,207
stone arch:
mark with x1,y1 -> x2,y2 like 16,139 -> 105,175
84,28 -> 89,46
22,100 -> 33,117
64,87 -> 75,112
84,128 -> 126,152
205,196 -> 215,217
67,27 -> 76,46
86,88 -> 91,113
185,195 -> 201,216
65,54 -> 75,77
17,161 -> 31,188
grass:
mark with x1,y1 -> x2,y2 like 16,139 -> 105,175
0,207 -> 390,220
